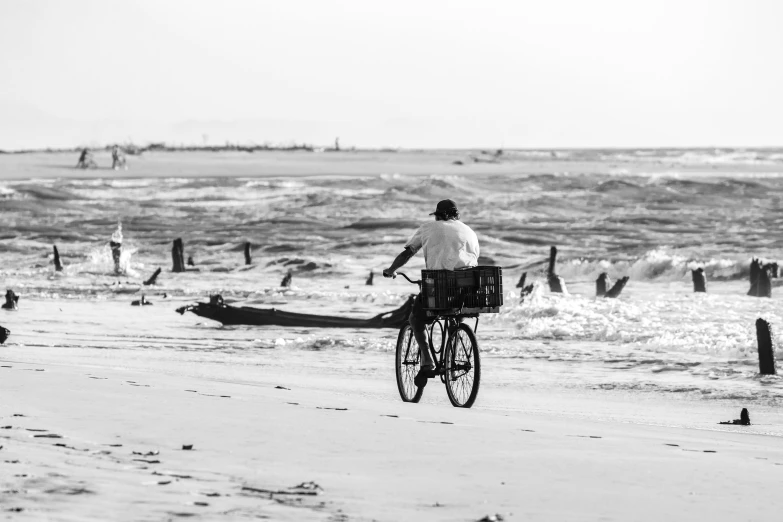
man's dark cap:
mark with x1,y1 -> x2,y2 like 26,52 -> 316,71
429,199 -> 458,216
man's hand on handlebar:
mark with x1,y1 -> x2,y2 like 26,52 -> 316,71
382,268 -> 396,278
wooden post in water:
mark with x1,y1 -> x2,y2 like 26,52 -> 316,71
756,318 -> 776,375
244,242 -> 252,265
748,261 -> 772,298
605,277 -> 629,298
187,256 -> 195,267
280,270 -> 293,288
143,268 -> 162,286
0,325 -> 8,344
692,268 -> 707,293
53,245 -> 63,272
596,273 -> 610,297
547,246 -> 564,293
172,238 -> 185,272
366,271 -> 374,285
110,241 -> 122,274
516,272 -> 527,289
2,290 -> 19,310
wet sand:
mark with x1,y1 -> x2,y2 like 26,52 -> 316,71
2,350 -> 782,521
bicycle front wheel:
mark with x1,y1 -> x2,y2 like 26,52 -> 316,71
395,323 -> 424,403
444,323 -> 481,408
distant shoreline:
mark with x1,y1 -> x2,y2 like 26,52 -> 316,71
2,143 -> 783,155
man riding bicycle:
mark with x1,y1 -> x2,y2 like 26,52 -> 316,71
383,199 -> 480,388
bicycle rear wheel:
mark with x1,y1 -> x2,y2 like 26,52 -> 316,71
444,323 -> 480,408
395,324 -> 424,403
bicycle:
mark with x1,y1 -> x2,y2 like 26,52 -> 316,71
392,272 -> 481,408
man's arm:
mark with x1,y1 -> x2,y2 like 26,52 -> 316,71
383,247 -> 415,278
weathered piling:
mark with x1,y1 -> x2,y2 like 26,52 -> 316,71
516,272 -> 527,288
2,290 -> 19,310
748,258 -> 773,297
366,271 -> 374,285
143,268 -> 162,286
692,268 -> 707,293
605,277 -> 629,298
756,318 -> 776,375
748,261 -> 772,297
596,273 -> 610,297
547,246 -> 564,293
281,270 -> 293,288
172,238 -> 185,272
53,245 -> 63,272
244,242 -> 252,265
110,241 -> 122,274
0,325 -> 9,344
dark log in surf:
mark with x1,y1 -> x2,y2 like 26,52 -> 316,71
692,268 -> 706,293
172,238 -> 185,273
0,325 -> 9,344
110,241 -> 122,274
604,277 -> 629,298
2,290 -> 19,310
244,242 -> 252,265
547,246 -> 564,293
366,271 -> 374,286
756,318 -> 776,375
281,270 -> 293,288
596,273 -> 610,297
143,268 -> 162,286
187,256 -> 195,267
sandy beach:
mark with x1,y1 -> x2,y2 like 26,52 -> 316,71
3,345 -> 783,522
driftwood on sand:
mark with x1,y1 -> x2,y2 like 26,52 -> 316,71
53,245 -> 63,272
692,268 -> 707,293
2,290 -> 19,310
719,408 -> 751,426
143,268 -> 162,286
177,294 -> 414,328
756,318 -> 776,375
131,295 -> 153,306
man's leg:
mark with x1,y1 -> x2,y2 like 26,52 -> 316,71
409,294 -> 434,368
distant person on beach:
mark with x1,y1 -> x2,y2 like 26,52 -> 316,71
76,148 -> 96,169
111,145 -> 126,170
383,199 -> 479,387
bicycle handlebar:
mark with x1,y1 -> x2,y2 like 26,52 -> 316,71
395,272 -> 421,286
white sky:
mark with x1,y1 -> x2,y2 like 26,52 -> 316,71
1,0 -> 782,149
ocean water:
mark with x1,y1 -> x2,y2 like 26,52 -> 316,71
1,149 -> 782,407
